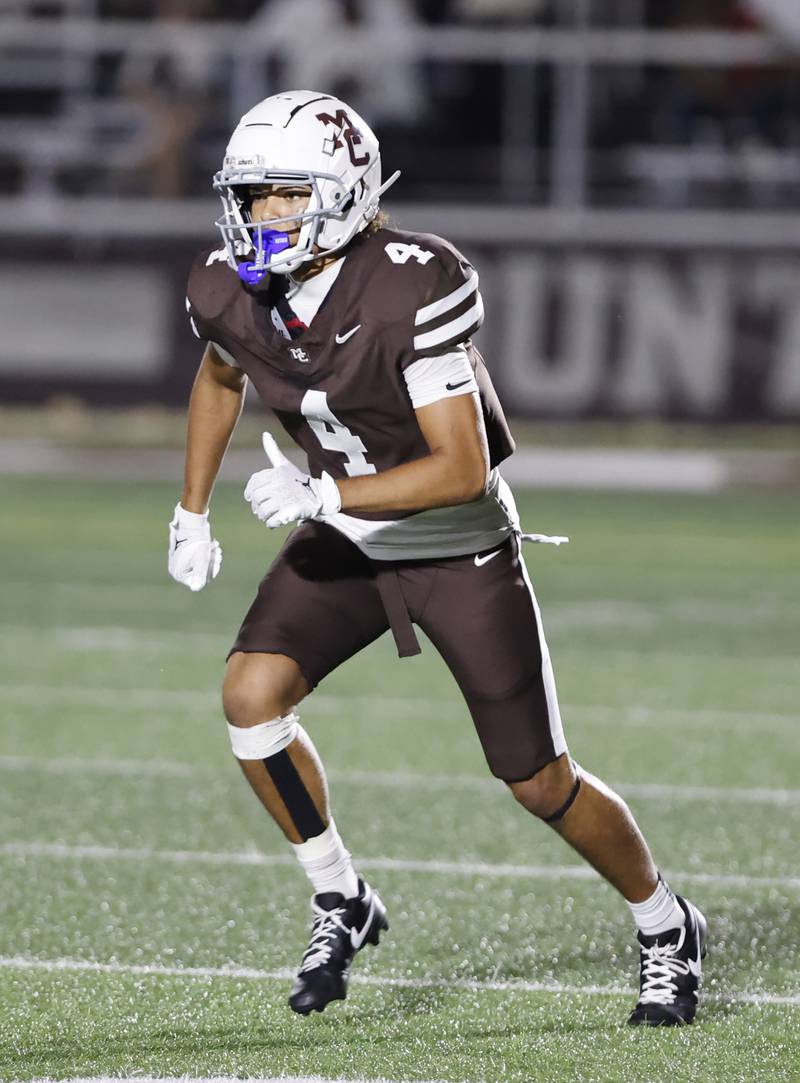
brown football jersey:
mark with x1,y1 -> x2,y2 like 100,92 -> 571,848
186,226 -> 515,495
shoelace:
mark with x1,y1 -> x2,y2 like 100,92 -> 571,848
299,907 -> 349,972
638,941 -> 692,1005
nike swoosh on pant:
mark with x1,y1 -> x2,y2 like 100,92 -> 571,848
335,324 -> 362,344
474,548 -> 503,567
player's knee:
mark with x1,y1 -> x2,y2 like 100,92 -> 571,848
507,754 -> 579,821
222,651 -> 308,727
227,709 -> 299,761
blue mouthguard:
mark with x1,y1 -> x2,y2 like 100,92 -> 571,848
237,229 -> 291,286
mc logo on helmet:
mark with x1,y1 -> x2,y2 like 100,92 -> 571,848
317,110 -> 370,168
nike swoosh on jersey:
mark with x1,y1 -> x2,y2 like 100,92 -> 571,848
474,548 -> 503,567
446,379 -> 472,391
350,892 -> 375,950
335,324 -> 362,344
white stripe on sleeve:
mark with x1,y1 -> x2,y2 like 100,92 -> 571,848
403,346 -> 477,409
415,271 -> 479,326
185,296 -> 202,340
210,341 -> 239,366
413,295 -> 484,352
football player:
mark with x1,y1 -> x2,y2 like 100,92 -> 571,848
170,90 -> 707,1024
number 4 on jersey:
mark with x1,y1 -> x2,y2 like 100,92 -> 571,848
301,390 -> 377,477
384,242 -> 435,266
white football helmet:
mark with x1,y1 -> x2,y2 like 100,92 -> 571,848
214,90 -> 400,276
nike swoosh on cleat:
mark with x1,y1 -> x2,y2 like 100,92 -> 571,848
446,379 -> 472,391
687,951 -> 702,978
474,548 -> 503,567
350,894 -> 375,950
335,324 -> 362,344
686,903 -> 705,977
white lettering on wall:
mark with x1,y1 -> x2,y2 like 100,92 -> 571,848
614,258 -> 731,415
503,255 -> 609,412
751,260 -> 800,415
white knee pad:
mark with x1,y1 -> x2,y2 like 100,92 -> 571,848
227,710 -> 299,760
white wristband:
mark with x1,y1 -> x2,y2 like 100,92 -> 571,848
318,473 -> 341,516
174,502 -> 209,528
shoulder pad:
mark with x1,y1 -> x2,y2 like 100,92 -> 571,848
366,229 -> 482,358
362,229 -> 478,326
186,246 -> 242,330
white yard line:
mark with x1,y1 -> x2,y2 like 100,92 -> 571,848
329,770 -> 800,808
27,1079 -> 444,1083
1,753 -> 799,807
327,770 -> 800,807
0,755 -> 199,778
4,623 -> 799,667
559,703 -> 799,731
7,582 -> 799,616
0,683 -> 463,718
608,781 -> 800,806
0,441 -> 755,492
2,681 -> 797,731
3,954 -> 798,1008
29,1079 -> 443,1083
2,841 -> 798,891
0,594 -> 764,631
30,1078 -> 447,1083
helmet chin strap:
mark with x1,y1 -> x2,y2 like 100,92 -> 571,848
237,229 -> 292,286
235,170 -> 402,282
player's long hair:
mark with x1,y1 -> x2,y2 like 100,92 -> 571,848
363,210 -> 392,236
308,211 -> 392,274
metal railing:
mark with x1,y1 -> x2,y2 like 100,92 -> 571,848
1,18 -> 798,234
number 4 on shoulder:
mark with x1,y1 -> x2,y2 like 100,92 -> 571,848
385,242 -> 435,266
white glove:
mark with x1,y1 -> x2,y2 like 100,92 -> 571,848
168,502 -> 222,591
244,432 -> 341,529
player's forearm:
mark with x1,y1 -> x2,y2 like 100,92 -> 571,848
181,367 -> 245,513
336,448 -> 488,515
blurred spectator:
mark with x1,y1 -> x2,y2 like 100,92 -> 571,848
453,0 -> 547,24
246,0 -> 425,127
413,0 -> 459,23
655,0 -> 799,150
744,0 -> 800,45
112,0 -> 224,197
414,0 -> 550,23
587,0 -> 800,207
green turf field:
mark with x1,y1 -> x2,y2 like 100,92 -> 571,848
1,477 -> 798,1083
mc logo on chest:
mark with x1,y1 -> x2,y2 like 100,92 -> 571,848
289,346 -> 310,364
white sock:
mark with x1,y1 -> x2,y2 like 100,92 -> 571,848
628,876 -> 685,936
290,820 -> 359,899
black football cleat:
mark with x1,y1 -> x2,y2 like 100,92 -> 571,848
288,877 -> 388,1015
628,895 -> 708,1027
